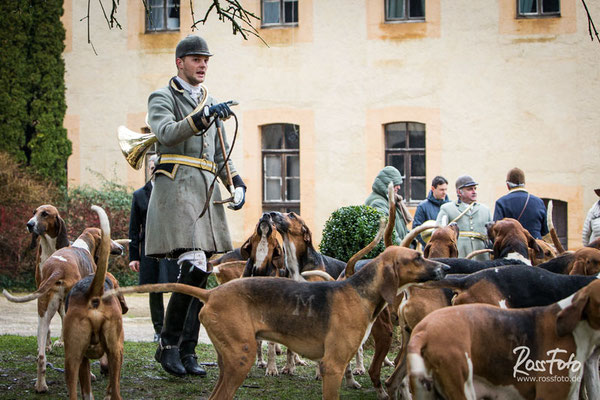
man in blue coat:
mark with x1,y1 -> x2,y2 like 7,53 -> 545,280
493,167 -> 548,239
412,176 -> 450,247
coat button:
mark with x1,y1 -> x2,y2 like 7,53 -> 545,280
203,153 -> 208,158
204,143 -> 208,148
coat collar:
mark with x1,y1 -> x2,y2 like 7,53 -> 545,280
169,77 -> 197,108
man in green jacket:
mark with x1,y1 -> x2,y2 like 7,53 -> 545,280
365,166 -> 411,241
436,175 -> 491,260
146,35 -> 246,377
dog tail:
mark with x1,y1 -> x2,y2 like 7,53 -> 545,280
2,270 -> 65,303
345,218 -> 386,277
103,283 -> 211,303
301,270 -> 335,281
87,205 -> 111,299
384,182 -> 396,248
418,274 -> 468,291
465,249 -> 493,259
407,331 -> 435,398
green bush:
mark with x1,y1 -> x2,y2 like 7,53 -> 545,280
319,205 -> 399,263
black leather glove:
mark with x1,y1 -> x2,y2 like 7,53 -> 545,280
207,102 -> 233,120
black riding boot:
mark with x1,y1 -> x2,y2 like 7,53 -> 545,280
149,292 -> 164,338
156,260 -> 209,377
180,297 -> 206,376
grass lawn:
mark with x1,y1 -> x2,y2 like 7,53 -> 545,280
0,335 -> 395,399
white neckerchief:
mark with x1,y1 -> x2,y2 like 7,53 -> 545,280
175,76 -> 203,104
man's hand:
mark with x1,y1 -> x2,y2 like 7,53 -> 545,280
228,186 -> 245,210
206,102 -> 233,120
129,260 -> 140,272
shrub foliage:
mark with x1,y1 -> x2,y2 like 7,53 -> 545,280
319,205 -> 399,262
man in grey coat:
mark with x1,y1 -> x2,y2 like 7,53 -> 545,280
436,175 -> 492,260
146,35 -> 246,377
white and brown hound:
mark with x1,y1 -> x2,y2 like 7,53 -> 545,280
407,279 -> 600,400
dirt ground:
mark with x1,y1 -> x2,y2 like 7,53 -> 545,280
0,292 -> 211,344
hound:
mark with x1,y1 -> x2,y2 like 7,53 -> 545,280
3,222 -> 124,393
423,222 -> 459,259
485,217 -> 544,265
407,280 -> 600,400
63,205 -> 127,400
268,211 -> 346,280
27,205 -> 70,286
107,246 -> 449,400
240,213 -> 285,278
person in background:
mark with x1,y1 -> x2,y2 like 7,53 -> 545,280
412,175 -> 450,247
365,166 -> 412,242
582,187 -> 600,246
493,167 -> 548,239
128,155 -> 178,343
436,175 -> 492,260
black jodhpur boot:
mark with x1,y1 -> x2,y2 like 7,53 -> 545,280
156,259 -> 209,377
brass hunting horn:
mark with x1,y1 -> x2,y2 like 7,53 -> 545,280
118,84 -> 208,170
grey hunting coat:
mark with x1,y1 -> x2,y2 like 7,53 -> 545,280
145,78 -> 238,258
436,201 -> 492,261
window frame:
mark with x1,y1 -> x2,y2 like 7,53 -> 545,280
145,0 -> 180,33
384,0 -> 426,23
261,0 -> 299,28
261,123 -> 301,214
516,0 -> 561,19
384,121 -> 426,205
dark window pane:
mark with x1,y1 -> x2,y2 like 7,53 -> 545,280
167,0 -> 180,29
286,178 -> 300,201
409,0 -> 425,18
286,206 -> 300,214
263,0 -> 280,24
286,155 -> 299,177
385,123 -> 407,148
386,0 -> 405,19
284,124 -> 300,149
389,154 -> 405,176
411,178 -> 426,201
147,0 -> 165,30
262,125 -> 284,149
408,123 -> 426,148
543,0 -> 560,13
284,0 -> 298,23
519,0 -> 537,14
411,154 -> 426,176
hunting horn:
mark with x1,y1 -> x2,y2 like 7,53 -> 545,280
118,84 -> 209,170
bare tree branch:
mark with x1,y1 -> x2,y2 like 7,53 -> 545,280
581,0 -> 600,46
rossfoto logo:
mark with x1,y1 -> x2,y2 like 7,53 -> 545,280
512,346 -> 582,382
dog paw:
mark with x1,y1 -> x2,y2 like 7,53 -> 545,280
265,366 -> 279,376
352,367 -> 366,375
281,365 -> 295,375
35,381 -> 48,393
91,372 -> 97,382
384,357 -> 395,368
256,360 -> 267,368
346,379 -> 361,389
293,356 -> 308,366
52,339 -> 64,349
376,387 -> 390,400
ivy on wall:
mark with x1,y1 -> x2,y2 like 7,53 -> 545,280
0,0 -> 71,187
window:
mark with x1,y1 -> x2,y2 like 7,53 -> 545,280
262,124 -> 300,214
385,122 -> 426,203
385,0 -> 425,22
146,0 -> 180,32
517,0 -> 560,17
262,0 -> 298,27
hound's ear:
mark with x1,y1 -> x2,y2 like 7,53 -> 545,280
556,292 -> 589,336
56,216 -> 70,249
569,259 -> 586,276
526,233 -> 544,259
485,221 -> 497,242
449,244 -> 459,258
423,243 -> 431,258
302,225 -> 312,243
273,243 -> 283,261
29,232 -> 39,250
380,261 -> 399,305
240,238 -> 252,259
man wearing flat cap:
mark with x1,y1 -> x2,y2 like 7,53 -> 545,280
436,175 -> 492,260
145,35 -> 246,377
493,167 -> 548,239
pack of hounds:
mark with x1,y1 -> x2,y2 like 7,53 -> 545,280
5,187 -> 600,400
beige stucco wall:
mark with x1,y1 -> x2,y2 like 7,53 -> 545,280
63,0 -> 600,249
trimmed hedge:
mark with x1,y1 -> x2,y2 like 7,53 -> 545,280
319,205 -> 399,263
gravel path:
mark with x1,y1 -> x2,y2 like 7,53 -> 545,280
0,292 -> 211,344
